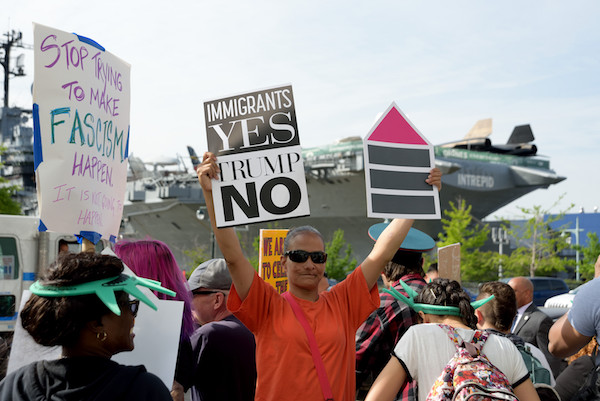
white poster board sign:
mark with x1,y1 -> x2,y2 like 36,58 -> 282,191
204,85 -> 310,228
364,102 -> 440,220
33,23 -> 131,243
7,249 -> 182,389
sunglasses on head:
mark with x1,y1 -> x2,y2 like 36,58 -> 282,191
285,250 -> 328,264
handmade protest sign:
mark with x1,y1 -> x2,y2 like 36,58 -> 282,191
259,229 -> 289,294
32,23 -> 131,243
204,85 -> 310,228
364,102 -> 440,219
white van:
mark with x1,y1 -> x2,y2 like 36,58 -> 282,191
0,215 -> 82,333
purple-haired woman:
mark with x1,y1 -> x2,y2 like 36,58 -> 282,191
115,239 -> 194,401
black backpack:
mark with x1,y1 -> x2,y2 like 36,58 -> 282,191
573,364 -> 600,401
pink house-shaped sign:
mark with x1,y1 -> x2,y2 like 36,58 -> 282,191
363,102 -> 440,219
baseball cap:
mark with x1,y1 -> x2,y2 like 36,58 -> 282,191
188,259 -> 232,291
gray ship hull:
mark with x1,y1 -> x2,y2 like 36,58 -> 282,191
122,151 -> 564,268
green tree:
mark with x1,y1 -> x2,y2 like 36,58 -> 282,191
497,243 -> 531,278
576,232 -> 600,280
249,232 -> 260,273
504,201 -> 572,277
325,229 -> 357,281
0,184 -> 21,214
0,146 -> 22,215
183,245 -> 211,276
250,226 -> 355,280
437,199 -> 497,282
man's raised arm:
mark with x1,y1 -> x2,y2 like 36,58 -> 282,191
360,168 -> 442,289
197,152 -> 255,300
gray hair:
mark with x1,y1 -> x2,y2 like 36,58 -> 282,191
283,226 -> 324,252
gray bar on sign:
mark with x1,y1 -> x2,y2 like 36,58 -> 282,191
367,145 -> 431,167
371,194 -> 436,214
370,170 -> 431,191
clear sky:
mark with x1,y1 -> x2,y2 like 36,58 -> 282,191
4,0 -> 599,220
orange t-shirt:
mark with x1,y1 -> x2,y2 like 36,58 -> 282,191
228,267 -> 379,401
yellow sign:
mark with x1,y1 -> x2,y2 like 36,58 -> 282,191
259,229 -> 289,294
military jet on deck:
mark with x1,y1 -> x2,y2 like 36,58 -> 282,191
301,119 -> 565,222
122,119 -> 565,263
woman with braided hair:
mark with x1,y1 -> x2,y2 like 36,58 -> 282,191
416,279 -> 479,329
366,278 -> 540,401
0,252 -> 173,400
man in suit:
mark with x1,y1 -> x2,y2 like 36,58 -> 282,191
509,276 -> 565,378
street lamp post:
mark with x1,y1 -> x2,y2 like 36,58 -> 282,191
492,227 -> 510,279
196,207 -> 215,259
562,216 -> 583,281
1,30 -> 26,108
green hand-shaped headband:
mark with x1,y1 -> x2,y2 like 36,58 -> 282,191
30,274 -> 176,316
383,279 -> 493,316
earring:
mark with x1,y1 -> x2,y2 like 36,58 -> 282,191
97,331 -> 107,342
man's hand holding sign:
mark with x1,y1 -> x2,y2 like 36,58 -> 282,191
204,85 -> 310,228
364,102 -> 441,220
196,89 -> 441,401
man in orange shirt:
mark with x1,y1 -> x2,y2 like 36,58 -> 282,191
197,152 -> 441,400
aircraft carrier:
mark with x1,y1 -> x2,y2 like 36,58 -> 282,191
0,110 -> 565,269
0,29 -> 565,268
119,120 -> 565,269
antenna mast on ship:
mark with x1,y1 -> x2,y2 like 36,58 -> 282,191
1,30 -> 37,215
1,30 -> 28,108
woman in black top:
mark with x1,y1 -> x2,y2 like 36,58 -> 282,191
0,252 -> 173,401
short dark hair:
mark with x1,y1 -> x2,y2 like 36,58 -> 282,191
383,250 -> 424,282
283,226 -> 324,253
415,278 -> 477,329
427,263 -> 438,274
476,281 -> 517,332
20,252 -> 124,347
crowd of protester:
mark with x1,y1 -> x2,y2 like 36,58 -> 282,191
0,150 -> 597,401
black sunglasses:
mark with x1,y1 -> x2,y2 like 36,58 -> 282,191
126,299 -> 140,317
285,250 -> 328,264
192,290 -> 224,296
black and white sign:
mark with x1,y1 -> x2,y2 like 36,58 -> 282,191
204,85 -> 310,227
364,102 -> 440,219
